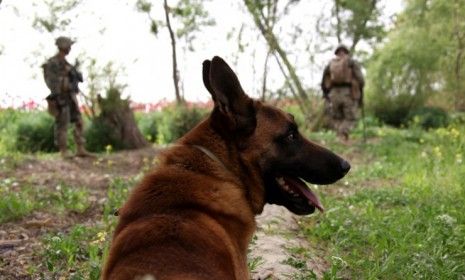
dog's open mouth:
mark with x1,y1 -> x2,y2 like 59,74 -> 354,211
276,176 -> 324,212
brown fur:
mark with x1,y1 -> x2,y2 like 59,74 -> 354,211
102,57 -> 350,280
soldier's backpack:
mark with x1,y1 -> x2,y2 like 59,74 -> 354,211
329,56 -> 352,84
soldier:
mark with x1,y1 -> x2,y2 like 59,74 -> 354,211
42,36 -> 93,158
321,44 -> 364,141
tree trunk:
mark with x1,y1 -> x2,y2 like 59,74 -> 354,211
335,0 -> 342,44
261,50 -> 271,101
244,0 -> 310,115
97,89 -> 149,150
164,0 -> 182,104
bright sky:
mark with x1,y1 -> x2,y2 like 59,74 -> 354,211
0,0 -> 403,108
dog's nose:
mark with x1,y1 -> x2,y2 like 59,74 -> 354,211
340,160 -> 351,174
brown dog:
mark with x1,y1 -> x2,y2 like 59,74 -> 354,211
102,56 -> 350,280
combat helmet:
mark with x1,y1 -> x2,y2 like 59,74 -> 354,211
334,44 -> 350,55
55,36 -> 74,49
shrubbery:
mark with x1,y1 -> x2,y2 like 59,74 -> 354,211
137,111 -> 163,143
84,117 -> 126,152
407,106 -> 449,129
2,98 -> 454,155
15,111 -> 56,153
0,109 -> 22,155
0,104 -> 210,154
82,99 -> 210,152
369,94 -> 419,127
154,104 -> 209,144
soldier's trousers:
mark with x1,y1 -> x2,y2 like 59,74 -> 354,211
328,87 -> 357,137
54,104 -> 85,151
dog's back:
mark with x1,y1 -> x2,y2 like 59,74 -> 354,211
103,122 -> 255,280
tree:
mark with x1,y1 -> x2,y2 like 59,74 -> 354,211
32,0 -> 82,33
81,60 -> 126,119
316,0 -> 385,57
136,0 -> 214,104
92,88 -> 149,150
430,0 -> 465,110
365,0 -> 465,125
244,0 -> 312,118
335,0 -> 384,52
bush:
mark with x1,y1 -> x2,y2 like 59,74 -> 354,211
0,109 -> 22,154
449,112 -> 465,125
369,94 -> 423,127
137,111 -> 163,143
15,111 -> 56,153
407,106 -> 449,129
156,104 -> 209,144
85,117 -> 125,152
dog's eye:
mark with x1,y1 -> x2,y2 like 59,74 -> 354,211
286,131 -> 297,142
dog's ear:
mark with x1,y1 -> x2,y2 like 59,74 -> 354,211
203,56 -> 256,136
202,60 -> 214,95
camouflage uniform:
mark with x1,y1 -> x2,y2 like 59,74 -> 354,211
321,45 -> 364,140
42,37 -> 86,156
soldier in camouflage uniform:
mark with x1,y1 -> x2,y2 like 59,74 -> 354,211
321,44 -> 364,141
42,36 -> 93,158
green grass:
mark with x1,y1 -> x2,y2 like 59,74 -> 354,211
36,177 -> 134,279
0,180 -> 91,223
302,124 -> 465,279
42,224 -> 103,280
0,183 -> 37,223
280,246 -> 320,279
48,184 -> 91,214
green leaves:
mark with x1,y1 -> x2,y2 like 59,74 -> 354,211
135,0 -> 152,13
32,0 -> 82,33
136,0 -> 214,48
367,0 -> 465,120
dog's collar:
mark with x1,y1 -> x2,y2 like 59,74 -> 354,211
192,144 -> 229,171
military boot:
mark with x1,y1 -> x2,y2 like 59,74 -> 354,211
75,143 -> 96,158
57,133 -> 73,159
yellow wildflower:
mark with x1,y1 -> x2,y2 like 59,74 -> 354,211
456,153 -> 462,164
105,144 -> 113,154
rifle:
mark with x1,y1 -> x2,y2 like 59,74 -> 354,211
69,63 -> 83,94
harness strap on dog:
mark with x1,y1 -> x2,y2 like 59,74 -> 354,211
192,144 -> 229,171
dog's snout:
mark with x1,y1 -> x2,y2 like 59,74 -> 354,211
340,159 -> 351,174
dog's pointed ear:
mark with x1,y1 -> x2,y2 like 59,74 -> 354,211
202,60 -> 214,96
203,56 -> 256,136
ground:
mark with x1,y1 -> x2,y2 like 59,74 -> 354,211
250,205 -> 328,279
0,147 -> 331,279
0,148 -> 159,279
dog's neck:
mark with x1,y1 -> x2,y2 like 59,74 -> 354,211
180,121 -> 266,215
192,144 -> 229,172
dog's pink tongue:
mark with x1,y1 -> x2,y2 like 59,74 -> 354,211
284,177 -> 324,212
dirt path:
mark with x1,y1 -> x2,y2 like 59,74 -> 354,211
250,205 -> 328,279
1,148 -> 328,279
